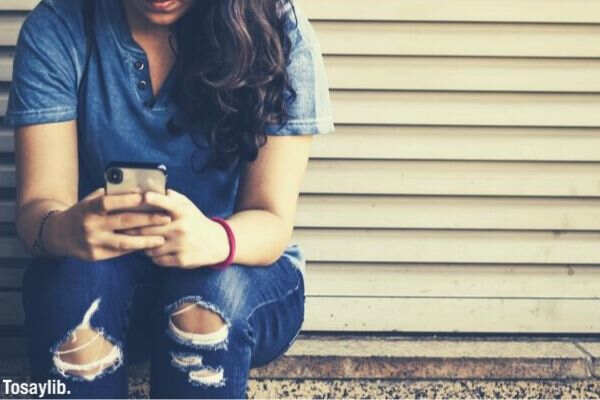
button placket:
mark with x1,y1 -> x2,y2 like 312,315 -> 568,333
132,58 -> 153,107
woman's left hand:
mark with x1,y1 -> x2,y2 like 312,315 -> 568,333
120,189 -> 230,269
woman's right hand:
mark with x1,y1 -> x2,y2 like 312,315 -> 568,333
44,187 -> 171,261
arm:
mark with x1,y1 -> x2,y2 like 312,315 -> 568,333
137,135 -> 314,268
14,121 -> 79,256
14,121 -> 169,260
226,134 -> 313,266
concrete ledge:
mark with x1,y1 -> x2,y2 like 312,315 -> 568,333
574,342 -> 600,378
2,335 -> 599,381
250,335 -> 595,380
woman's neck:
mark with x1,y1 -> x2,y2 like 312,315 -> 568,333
122,0 -> 172,41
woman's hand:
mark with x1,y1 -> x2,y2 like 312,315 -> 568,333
120,188 -> 230,269
45,187 -> 171,261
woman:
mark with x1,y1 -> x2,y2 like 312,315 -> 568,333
5,0 -> 333,397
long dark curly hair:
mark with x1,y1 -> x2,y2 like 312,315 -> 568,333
165,0 -> 298,171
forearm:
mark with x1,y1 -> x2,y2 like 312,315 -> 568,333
214,209 -> 292,267
16,199 -> 70,257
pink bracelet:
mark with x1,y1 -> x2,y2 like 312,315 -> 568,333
209,217 -> 236,269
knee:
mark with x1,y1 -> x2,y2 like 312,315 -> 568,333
165,297 -> 238,388
165,297 -> 230,351
51,298 -> 124,381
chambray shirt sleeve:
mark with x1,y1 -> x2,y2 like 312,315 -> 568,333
265,2 -> 335,136
4,3 -> 79,128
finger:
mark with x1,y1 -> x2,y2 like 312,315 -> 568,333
151,253 -> 180,267
76,243 -> 134,261
91,192 -> 144,214
120,223 -> 173,237
83,187 -> 106,201
144,240 -> 179,257
101,232 -> 165,251
143,189 -> 184,218
103,212 -> 171,231
93,246 -> 132,260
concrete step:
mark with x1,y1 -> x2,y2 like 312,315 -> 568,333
2,334 -> 600,398
250,334 -> 600,380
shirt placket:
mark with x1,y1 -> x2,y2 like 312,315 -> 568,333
131,57 -> 155,108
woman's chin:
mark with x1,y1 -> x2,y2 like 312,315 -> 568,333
132,0 -> 193,26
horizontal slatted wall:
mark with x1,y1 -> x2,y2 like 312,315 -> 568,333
1,1 -> 600,356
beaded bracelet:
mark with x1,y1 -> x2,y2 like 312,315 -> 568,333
209,217 -> 236,269
32,209 -> 61,257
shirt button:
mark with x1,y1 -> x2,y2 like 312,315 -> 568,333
134,60 -> 145,70
137,80 -> 148,90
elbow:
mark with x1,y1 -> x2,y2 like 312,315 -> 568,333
14,206 -> 33,255
266,215 -> 294,266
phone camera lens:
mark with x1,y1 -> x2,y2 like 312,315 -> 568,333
107,168 -> 123,184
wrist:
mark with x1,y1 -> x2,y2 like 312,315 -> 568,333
41,210 -> 69,257
210,219 -> 230,264
209,217 -> 236,268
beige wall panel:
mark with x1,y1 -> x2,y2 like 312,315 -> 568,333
303,298 -> 600,332
6,53 -> 600,91
0,51 -> 13,81
0,92 -> 7,115
331,91 -> 600,127
5,125 -> 600,161
0,165 -> 14,187
0,201 -> 14,222
312,125 -> 600,161
1,292 -> 599,332
292,229 -> 600,264
297,0 -> 600,23
0,15 -> 23,46
5,160 -> 600,196
3,263 -> 599,299
7,195 -> 600,230
313,21 -> 600,57
325,56 -> 600,92
7,1 -> 600,24
5,194 -> 600,229
3,0 -> 600,336
304,264 -> 600,298
0,238 -> 26,259
0,1 -> 38,10
301,160 -> 600,196
3,18 -> 600,57
295,195 -> 600,230
8,125 -> 600,162
7,229 -> 600,264
0,128 -> 12,152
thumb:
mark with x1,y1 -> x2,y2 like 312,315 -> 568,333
82,187 -> 105,202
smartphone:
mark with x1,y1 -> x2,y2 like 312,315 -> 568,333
104,161 -> 168,212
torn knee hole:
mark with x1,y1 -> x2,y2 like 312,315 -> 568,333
167,301 -> 229,349
169,352 -> 226,387
52,297 -> 123,381
171,302 -> 226,334
54,328 -> 119,379
188,366 -> 225,387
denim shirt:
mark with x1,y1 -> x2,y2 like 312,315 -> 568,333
4,0 -> 334,277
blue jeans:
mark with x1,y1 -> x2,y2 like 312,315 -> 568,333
21,250 -> 305,398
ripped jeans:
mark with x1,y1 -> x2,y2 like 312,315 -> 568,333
21,248 -> 306,399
